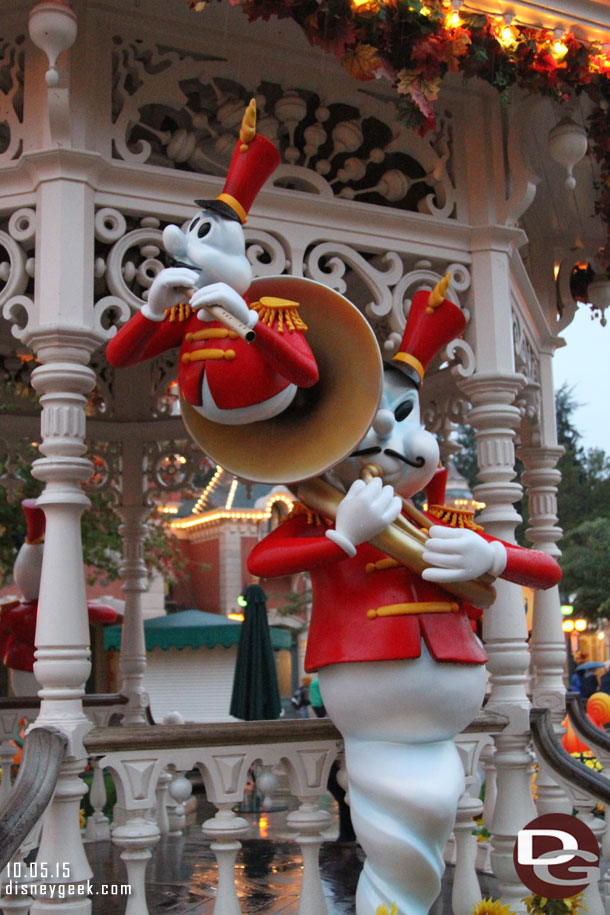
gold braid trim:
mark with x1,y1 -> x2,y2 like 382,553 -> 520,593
165,303 -> 193,323
287,501 -> 332,527
251,296 -> 307,334
427,504 -> 484,532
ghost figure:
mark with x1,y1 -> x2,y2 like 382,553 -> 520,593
0,500 -> 117,696
248,278 -> 561,915
107,99 -> 318,425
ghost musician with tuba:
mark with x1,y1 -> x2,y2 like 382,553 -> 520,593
247,277 -> 562,915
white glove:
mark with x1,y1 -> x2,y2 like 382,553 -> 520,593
191,282 -> 259,329
326,477 -> 402,558
141,267 -> 200,321
421,526 -> 507,583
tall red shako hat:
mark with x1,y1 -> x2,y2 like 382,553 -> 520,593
195,99 -> 281,225
392,273 -> 467,389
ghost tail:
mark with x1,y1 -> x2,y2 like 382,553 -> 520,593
345,737 -> 465,915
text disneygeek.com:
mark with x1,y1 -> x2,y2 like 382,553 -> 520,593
2,882 -> 132,899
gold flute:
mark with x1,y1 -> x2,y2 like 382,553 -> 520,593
184,286 -> 256,342
296,464 -> 496,610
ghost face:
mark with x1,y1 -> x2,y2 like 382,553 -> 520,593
162,210 -> 253,295
332,366 -> 440,498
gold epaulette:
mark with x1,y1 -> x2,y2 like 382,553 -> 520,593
426,504 -> 484,533
287,501 -> 332,527
251,296 -> 307,333
164,303 -> 193,323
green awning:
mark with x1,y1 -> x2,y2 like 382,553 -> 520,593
103,608 -> 291,652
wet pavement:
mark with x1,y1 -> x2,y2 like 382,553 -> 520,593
86,793 -> 498,915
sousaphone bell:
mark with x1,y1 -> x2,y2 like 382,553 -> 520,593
180,275 -> 383,485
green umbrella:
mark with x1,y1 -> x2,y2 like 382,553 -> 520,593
230,584 -> 282,720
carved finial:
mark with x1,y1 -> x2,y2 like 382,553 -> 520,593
426,272 -> 451,314
240,98 -> 257,152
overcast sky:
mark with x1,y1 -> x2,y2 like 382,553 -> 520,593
552,306 -> 610,455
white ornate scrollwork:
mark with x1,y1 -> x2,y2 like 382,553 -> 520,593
501,96 -> 543,226
0,34 -> 25,164
84,440 -> 122,502
512,311 -> 540,385
447,339 -> 476,379
94,211 -> 174,340
384,260 -> 471,337
143,439 -> 210,504
245,230 -> 289,277
0,208 -> 36,339
110,38 -> 455,217
305,242 -> 403,313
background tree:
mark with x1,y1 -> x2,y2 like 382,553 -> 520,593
559,517 -> 610,620
0,449 -> 185,589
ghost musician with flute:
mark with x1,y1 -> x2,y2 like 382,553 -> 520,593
106,99 -> 319,424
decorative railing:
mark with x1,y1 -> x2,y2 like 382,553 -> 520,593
0,726 -> 67,871
530,706 -> 610,915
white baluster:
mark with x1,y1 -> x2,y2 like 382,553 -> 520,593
202,804 -> 249,915
255,765 -> 278,812
155,768 -> 172,836
575,807 -> 605,915
117,478 -> 150,726
167,773 -> 192,836
1,852 -> 33,915
85,757 -> 110,841
452,793 -> 484,915
480,743 -> 497,834
286,799 -> 332,915
112,816 -> 160,915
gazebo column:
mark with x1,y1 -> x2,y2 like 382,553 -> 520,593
519,347 -> 569,815
14,147 -> 104,912
459,372 -> 536,913
117,439 -> 150,726
28,345 -> 99,914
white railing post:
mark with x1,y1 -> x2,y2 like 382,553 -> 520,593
286,800 -> 332,915
112,817 -> 160,915
520,442 -> 571,817
459,373 -> 537,914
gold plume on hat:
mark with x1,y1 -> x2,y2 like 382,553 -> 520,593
426,272 -> 452,314
240,98 -> 257,152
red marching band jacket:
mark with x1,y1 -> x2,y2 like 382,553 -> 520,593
247,497 -> 562,672
105,296 -> 318,410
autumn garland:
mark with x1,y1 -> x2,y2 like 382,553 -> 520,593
188,0 -> 610,291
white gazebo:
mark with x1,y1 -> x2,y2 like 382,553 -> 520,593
0,0 -> 609,912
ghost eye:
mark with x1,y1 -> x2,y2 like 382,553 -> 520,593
197,221 -> 212,239
189,217 -> 200,232
394,400 -> 414,422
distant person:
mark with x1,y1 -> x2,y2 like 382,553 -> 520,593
291,676 -> 311,718
310,676 -> 327,718
600,665 -> 610,695
572,667 -> 599,699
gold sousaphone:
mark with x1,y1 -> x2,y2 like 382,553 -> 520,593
181,275 -> 496,610
181,275 -> 383,485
